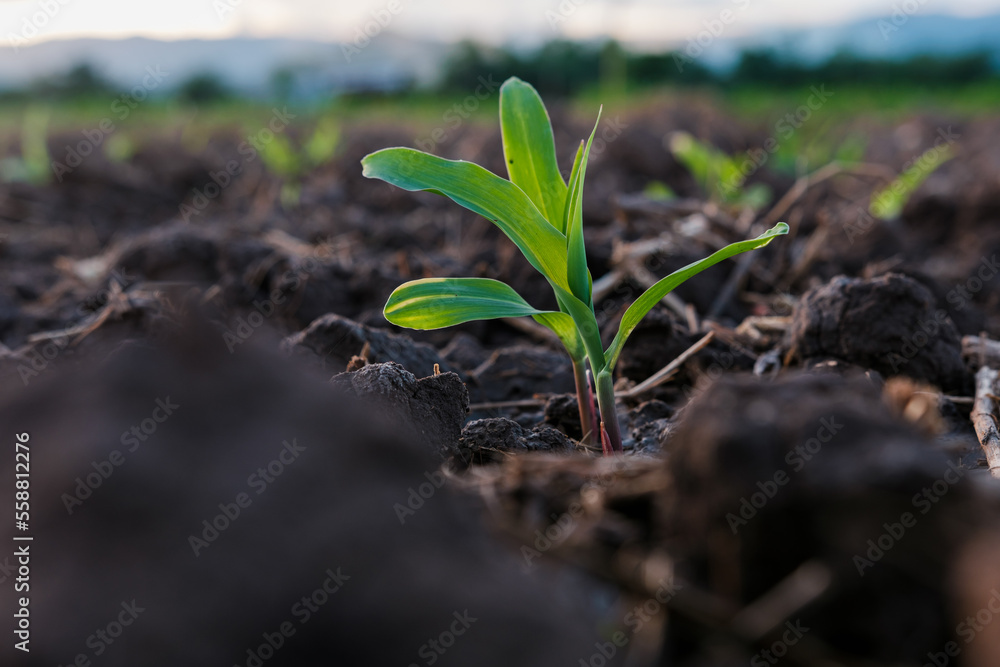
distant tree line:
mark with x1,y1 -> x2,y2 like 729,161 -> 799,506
0,64 -> 233,104
438,40 -> 998,95
0,43 -> 995,105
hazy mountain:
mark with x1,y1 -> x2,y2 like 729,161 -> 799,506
652,12 -> 1000,71
0,34 -> 451,96
757,12 -> 1000,63
0,12 -> 996,96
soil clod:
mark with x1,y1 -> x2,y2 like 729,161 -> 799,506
788,272 -> 969,392
452,417 -> 574,467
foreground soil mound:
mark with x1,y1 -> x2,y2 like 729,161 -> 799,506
663,372 -> 986,665
0,330 -> 600,666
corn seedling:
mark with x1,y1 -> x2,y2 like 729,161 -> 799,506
363,77 -> 788,454
0,106 -> 51,185
668,131 -> 771,212
870,144 -> 953,220
771,125 -> 867,176
260,117 -> 341,206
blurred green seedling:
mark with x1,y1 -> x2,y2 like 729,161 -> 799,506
668,131 -> 771,212
260,116 -> 341,206
0,106 -> 51,185
870,143 -> 953,220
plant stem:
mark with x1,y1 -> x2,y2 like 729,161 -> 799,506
595,371 -> 623,454
572,358 -> 597,447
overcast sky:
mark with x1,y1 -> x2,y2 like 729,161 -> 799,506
3,0 -> 1000,46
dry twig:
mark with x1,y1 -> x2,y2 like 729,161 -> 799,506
964,336 -> 1000,367
618,331 -> 715,399
972,366 -> 1000,478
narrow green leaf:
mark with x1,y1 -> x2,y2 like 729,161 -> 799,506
669,131 -> 743,204
604,223 -> 789,371
560,141 -> 585,234
385,277 -> 556,329
552,283 -> 606,373
566,108 -> 602,306
870,145 -> 953,220
533,311 -> 585,361
362,148 -> 569,289
385,277 -> 586,362
499,77 -> 567,226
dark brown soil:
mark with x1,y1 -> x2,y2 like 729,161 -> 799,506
2,101 -> 1000,665
788,272 -> 969,393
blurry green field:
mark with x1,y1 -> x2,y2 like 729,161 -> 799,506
0,81 -> 997,156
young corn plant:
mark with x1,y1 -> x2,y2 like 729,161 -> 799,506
362,77 -> 788,454
869,143 -> 953,220
260,117 -> 341,206
668,131 -> 771,211
0,106 -> 51,185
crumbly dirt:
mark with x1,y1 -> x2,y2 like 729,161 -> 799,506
787,272 -> 970,393
2,102 -> 1000,665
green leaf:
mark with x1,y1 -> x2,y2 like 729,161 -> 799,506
385,277 -> 586,362
604,223 -> 789,370
737,183 -> 772,212
561,141 -> 585,234
669,131 -> 744,204
533,311 -> 585,361
362,148 -> 569,289
384,277 -> 557,329
260,134 -> 300,178
305,117 -> 341,166
499,77 -> 567,226
566,109 -> 602,306
870,145 -> 953,220
552,282 -> 606,373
